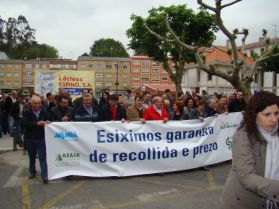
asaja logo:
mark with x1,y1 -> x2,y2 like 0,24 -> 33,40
56,153 -> 80,161
221,122 -> 239,129
226,137 -> 232,150
54,132 -> 78,141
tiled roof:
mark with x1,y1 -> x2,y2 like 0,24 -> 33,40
203,46 -> 254,65
239,37 -> 279,50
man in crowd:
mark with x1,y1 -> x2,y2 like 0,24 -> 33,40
205,97 -> 218,117
228,91 -> 246,112
99,94 -> 127,122
216,96 -> 228,114
74,93 -> 99,122
142,96 -> 169,123
142,92 -> 152,108
162,89 -> 174,108
4,90 -> 18,137
49,95 -> 73,122
22,95 -> 50,184
126,95 -> 145,121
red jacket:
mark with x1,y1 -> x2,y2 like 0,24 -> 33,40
143,105 -> 169,120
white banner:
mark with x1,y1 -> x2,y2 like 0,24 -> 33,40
45,113 -> 242,180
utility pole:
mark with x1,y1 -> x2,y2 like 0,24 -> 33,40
114,62 -> 119,95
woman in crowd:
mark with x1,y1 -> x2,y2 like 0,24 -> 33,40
182,97 -> 196,120
98,91 -> 109,108
171,101 -> 184,120
220,91 -> 279,209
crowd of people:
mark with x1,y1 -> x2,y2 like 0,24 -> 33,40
1,87 -> 279,208
0,88 -> 247,184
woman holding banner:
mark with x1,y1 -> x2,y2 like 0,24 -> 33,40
220,91 -> 279,209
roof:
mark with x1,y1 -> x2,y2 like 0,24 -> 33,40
0,51 -> 9,60
203,46 -> 254,65
78,56 -> 131,62
239,37 -> 279,50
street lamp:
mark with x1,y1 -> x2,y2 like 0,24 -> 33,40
114,62 -> 119,95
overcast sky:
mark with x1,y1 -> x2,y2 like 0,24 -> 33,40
1,0 -> 278,59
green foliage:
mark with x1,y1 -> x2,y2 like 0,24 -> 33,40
126,5 -> 218,91
260,46 -> 279,73
127,5 -> 218,63
90,38 -> 129,57
0,15 -> 58,59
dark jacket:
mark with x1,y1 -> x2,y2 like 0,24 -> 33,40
74,104 -> 99,122
22,108 -> 48,140
49,106 -> 74,122
98,104 -> 126,122
228,99 -> 246,113
11,100 -> 20,120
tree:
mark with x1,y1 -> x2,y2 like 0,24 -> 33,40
144,0 -> 279,101
127,5 -> 218,92
259,45 -> 279,73
90,38 -> 129,57
9,43 -> 58,59
0,15 -> 58,59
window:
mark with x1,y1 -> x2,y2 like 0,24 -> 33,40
0,64 -> 2,69
24,71 -> 33,77
35,64 -> 40,69
25,64 -> 32,68
96,64 -> 103,70
6,72 -> 12,77
88,64 -> 93,68
25,80 -> 33,85
14,81 -> 20,86
105,82 -> 112,86
122,83 -> 128,86
0,80 -> 3,85
122,65 -> 128,69
132,60 -> 140,65
106,65 -> 112,69
122,74 -> 128,78
0,72 -> 4,77
141,68 -> 150,73
151,76 -> 160,82
132,75 -> 140,80
14,72 -> 20,77
198,70 -> 201,82
61,65 -> 65,69
96,82 -> 103,86
96,74 -> 103,78
152,61 -> 160,66
105,74 -> 112,78
42,64 -> 48,69
151,68 -> 160,74
141,76 -> 150,82
141,61 -> 150,67
208,73 -> 212,81
132,68 -> 140,73
81,64 -> 86,69
162,77 -> 168,81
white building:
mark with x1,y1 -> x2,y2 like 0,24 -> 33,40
181,40 -> 279,95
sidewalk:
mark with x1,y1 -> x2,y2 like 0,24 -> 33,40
0,134 -> 15,152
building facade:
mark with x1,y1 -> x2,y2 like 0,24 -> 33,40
77,56 -> 131,95
0,60 -> 23,93
181,46 -> 254,95
130,56 -> 174,89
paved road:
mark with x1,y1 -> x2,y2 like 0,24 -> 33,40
0,148 -> 230,209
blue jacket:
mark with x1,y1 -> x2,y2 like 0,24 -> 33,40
74,104 -> 99,122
